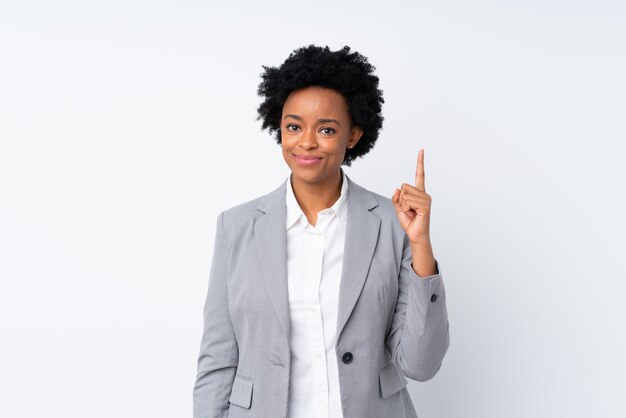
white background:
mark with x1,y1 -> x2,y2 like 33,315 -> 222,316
1,1 -> 625,417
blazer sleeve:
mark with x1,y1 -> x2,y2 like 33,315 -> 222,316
193,211 -> 239,418
385,234 -> 450,381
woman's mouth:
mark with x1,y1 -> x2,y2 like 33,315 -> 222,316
293,154 -> 322,167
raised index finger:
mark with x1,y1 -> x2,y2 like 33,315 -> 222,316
415,148 -> 426,191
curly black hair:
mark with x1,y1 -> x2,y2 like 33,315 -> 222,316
257,45 -> 384,167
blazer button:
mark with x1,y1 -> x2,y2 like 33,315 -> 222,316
342,352 -> 353,364
431,293 -> 438,302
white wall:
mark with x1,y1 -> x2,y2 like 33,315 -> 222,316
1,1 -> 625,417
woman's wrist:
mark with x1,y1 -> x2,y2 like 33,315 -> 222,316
409,238 -> 436,277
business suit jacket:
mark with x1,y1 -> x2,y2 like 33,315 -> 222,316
193,174 -> 450,418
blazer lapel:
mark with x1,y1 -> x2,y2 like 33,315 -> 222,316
253,175 -> 381,343
255,179 -> 291,341
336,176 -> 381,339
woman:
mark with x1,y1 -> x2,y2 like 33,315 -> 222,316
193,45 -> 449,418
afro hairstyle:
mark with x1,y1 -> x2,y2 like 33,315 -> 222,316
256,44 -> 384,167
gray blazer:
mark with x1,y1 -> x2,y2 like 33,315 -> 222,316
193,174 -> 450,418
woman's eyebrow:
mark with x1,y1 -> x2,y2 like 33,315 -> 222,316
283,114 -> 341,125
318,118 -> 341,125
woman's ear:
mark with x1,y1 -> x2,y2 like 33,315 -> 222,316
348,126 -> 364,149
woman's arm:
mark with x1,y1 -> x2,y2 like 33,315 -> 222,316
387,149 -> 450,380
193,211 -> 239,418
385,235 -> 450,381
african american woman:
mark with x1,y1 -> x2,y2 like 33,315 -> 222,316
193,45 -> 450,418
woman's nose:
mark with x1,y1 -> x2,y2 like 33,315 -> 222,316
298,129 -> 318,150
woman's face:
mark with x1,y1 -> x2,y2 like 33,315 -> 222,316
280,86 -> 363,187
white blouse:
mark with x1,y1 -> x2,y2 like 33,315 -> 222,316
285,170 -> 348,418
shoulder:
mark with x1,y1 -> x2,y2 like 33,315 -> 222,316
347,177 -> 408,242
221,196 -> 263,222
217,177 -> 287,229
348,177 -> 397,220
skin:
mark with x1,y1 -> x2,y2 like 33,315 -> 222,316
281,86 -> 436,277
392,149 -> 437,277
280,86 -> 363,225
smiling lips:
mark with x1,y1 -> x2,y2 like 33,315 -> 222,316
293,153 -> 322,166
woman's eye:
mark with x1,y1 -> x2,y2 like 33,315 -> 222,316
286,124 -> 300,132
320,127 -> 336,135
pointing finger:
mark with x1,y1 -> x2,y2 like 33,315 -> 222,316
415,148 -> 426,192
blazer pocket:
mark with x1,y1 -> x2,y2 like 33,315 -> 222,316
378,363 -> 408,399
229,375 -> 254,409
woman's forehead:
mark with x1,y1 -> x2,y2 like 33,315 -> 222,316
282,86 -> 349,120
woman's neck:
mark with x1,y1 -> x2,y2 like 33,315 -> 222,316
290,170 -> 343,226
